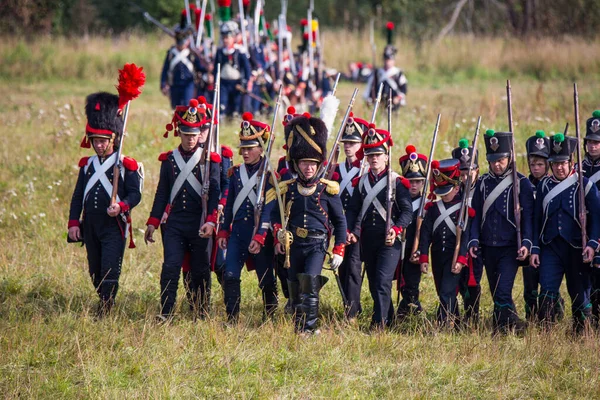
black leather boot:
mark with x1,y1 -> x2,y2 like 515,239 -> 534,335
262,283 -> 278,320
297,273 -> 329,334
223,278 -> 241,322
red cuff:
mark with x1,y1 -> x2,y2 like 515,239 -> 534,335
217,230 -> 230,240
333,244 -> 345,257
392,226 -> 402,236
253,232 -> 267,246
146,217 -> 161,228
457,255 -> 468,266
219,197 -> 227,206
418,254 -> 429,264
118,201 -> 130,213
206,209 -> 218,224
272,223 -> 282,236
68,219 -> 80,229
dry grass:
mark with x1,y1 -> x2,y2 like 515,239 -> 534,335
2,37 -> 600,398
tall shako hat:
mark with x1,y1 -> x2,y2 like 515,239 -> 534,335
174,9 -> 193,45
452,138 -> 479,170
239,112 -> 270,148
585,110 -> 600,142
383,21 -> 397,60
547,133 -> 577,163
284,113 -> 328,172
218,0 -> 232,22
483,129 -> 512,162
399,144 -> 427,180
164,99 -> 209,138
362,123 -> 393,156
81,63 -> 145,148
341,112 -> 369,143
431,158 -> 460,196
525,130 -> 550,159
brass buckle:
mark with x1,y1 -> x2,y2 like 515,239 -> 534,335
296,227 -> 308,238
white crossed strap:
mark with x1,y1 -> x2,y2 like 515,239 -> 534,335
433,201 -> 461,236
412,198 -> 422,212
83,153 -> 121,207
585,169 -> 600,195
232,163 -> 258,217
170,148 -> 203,204
169,48 -> 194,74
481,175 -> 513,227
543,173 -> 592,211
358,172 -> 398,222
378,67 -> 401,93
339,162 -> 360,197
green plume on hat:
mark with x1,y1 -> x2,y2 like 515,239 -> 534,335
553,133 -> 565,143
535,130 -> 545,138
458,138 -> 469,148
593,110 -> 600,118
485,129 -> 495,137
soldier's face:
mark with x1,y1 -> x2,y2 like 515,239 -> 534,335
198,127 -> 209,144
528,156 -> 547,179
551,161 -> 571,180
367,153 -> 388,172
92,138 -> 113,156
460,168 -> 478,183
298,160 -> 318,180
409,180 -> 424,197
343,142 -> 361,158
241,146 -> 262,165
489,157 -> 509,175
180,133 -> 199,152
586,140 -> 600,159
223,36 -> 234,47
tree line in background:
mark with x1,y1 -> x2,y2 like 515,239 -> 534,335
3,0 -> 599,40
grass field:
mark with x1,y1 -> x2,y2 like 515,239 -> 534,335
2,35 -> 600,398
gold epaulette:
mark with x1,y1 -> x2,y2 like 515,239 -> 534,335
265,179 -> 295,205
278,179 -> 295,196
320,178 -> 340,195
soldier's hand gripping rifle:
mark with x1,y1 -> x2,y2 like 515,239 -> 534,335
451,116 -> 481,269
574,83 -> 589,257
506,80 -> 522,251
385,89 -> 395,246
410,114 -> 441,263
110,64 -> 146,208
200,64 -> 220,228
359,83 -> 384,175
252,87 -> 283,238
321,88 -> 359,180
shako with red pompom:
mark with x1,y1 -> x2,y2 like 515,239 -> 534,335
342,111 -> 369,143
399,144 -> 428,180
362,124 -> 393,156
431,158 -> 461,197
282,106 -> 300,126
164,99 -> 205,138
384,21 -> 397,59
239,112 -> 271,149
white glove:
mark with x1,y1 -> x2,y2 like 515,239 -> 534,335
217,204 -> 224,212
330,254 -> 343,270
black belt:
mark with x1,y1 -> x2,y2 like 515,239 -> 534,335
290,226 -> 328,240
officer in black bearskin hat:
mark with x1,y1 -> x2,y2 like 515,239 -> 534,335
269,113 -> 347,335
68,92 -> 142,317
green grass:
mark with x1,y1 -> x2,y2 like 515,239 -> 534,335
2,67 -> 600,398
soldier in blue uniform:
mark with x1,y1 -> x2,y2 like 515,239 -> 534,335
468,129 -> 534,334
270,114 -> 347,335
216,112 -> 277,322
333,112 -> 368,320
214,21 -> 251,118
418,159 -> 471,327
396,144 -> 428,320
160,12 -> 206,110
452,138 -> 483,324
68,92 -> 142,316
346,125 -> 413,329
581,110 -> 600,326
530,133 -> 600,333
144,100 -> 221,321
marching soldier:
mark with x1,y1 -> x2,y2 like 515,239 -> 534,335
396,145 -> 428,320
68,92 -> 142,316
363,22 -> 407,110
452,138 -> 484,323
581,110 -> 600,326
346,125 -> 413,329
418,159 -> 471,327
160,11 -> 206,109
216,112 -> 278,322
270,114 -> 347,335
530,133 -> 600,333
214,21 -> 251,118
334,112 -> 368,320
468,129 -> 534,334
144,99 -> 221,321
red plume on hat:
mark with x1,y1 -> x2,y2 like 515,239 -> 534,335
116,63 -> 146,112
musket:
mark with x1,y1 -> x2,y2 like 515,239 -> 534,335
200,64 -> 220,227
277,14 -> 285,80
574,83 -> 589,253
451,116 -> 481,268
237,0 -> 249,55
129,2 -> 175,37
253,0 -> 262,45
410,114 -> 441,261
385,89 -> 394,245
359,82 -> 384,175
184,0 -> 192,27
252,87 -> 283,238
322,88 -> 359,180
506,80 -> 522,249
195,0 -> 207,49
235,84 -> 271,107
369,18 -> 378,103
331,73 -> 341,96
